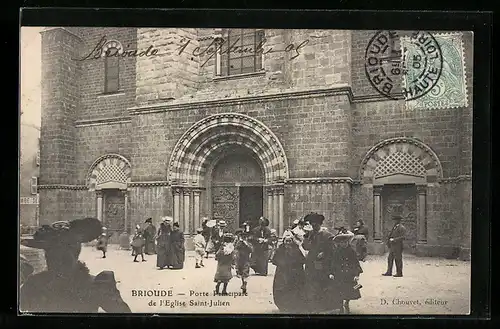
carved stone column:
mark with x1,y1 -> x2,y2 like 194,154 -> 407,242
416,185 -> 427,243
123,190 -> 129,233
277,186 -> 284,237
373,186 -> 383,241
266,187 -> 274,223
193,189 -> 201,230
183,189 -> 191,234
119,189 -> 131,250
173,188 -> 181,223
96,190 -> 103,222
273,187 -> 279,232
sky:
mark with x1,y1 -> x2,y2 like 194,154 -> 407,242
20,27 -> 42,127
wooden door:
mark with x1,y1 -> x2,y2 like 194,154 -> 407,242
212,186 -> 239,232
104,189 -> 125,241
382,184 -> 418,252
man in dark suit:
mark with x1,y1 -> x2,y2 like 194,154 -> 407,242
382,215 -> 406,277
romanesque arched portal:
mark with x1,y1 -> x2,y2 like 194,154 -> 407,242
86,154 -> 132,236
360,137 -> 443,252
167,113 -> 290,235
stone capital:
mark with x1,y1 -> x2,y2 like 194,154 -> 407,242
416,185 -> 427,195
373,185 -> 383,195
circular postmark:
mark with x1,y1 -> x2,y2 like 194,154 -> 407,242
364,30 -> 443,101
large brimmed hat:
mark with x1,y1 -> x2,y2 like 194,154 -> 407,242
218,220 -> 227,227
332,231 -> 354,243
304,212 -> 325,224
20,218 -> 102,250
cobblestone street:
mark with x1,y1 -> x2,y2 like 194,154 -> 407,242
80,245 -> 470,315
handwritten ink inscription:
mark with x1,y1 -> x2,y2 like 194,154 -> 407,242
177,36 -> 310,67
72,35 -> 310,67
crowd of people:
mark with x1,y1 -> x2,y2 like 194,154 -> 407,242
19,211 -> 406,314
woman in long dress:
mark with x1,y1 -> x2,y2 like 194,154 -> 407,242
249,217 -> 272,276
271,230 -> 307,313
156,221 -> 171,270
169,222 -> 185,269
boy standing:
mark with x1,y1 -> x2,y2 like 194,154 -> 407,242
194,228 -> 206,268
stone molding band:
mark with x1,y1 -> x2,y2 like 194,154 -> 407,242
128,181 -> 170,187
70,88 -> 449,127
285,177 -> 354,184
439,175 -> 472,183
75,116 -> 132,127
128,85 -> 355,115
37,175 -> 471,190
38,184 -> 87,190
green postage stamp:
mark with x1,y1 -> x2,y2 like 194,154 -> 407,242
402,33 -> 468,110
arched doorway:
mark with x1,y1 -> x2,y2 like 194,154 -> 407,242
168,113 -> 289,237
87,154 -> 131,243
207,146 -> 264,232
360,137 -> 443,254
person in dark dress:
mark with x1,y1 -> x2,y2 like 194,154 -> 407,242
156,218 -> 172,270
234,228 -> 253,294
352,220 -> 369,261
169,222 -> 185,269
214,233 -> 236,295
143,218 -> 157,255
327,232 -> 363,314
19,218 -> 131,313
382,215 -> 406,277
302,212 -> 335,313
249,217 -> 272,276
271,230 -> 307,313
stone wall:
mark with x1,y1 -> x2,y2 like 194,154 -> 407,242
38,27 -> 473,259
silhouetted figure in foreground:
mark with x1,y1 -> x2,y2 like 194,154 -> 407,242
20,218 -> 131,313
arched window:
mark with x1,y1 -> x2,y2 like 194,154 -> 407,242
104,47 -> 120,93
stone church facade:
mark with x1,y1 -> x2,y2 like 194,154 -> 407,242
38,27 -> 472,259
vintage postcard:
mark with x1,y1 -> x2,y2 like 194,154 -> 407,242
19,26 -> 473,315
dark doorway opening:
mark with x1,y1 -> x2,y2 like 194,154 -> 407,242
239,186 -> 263,228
